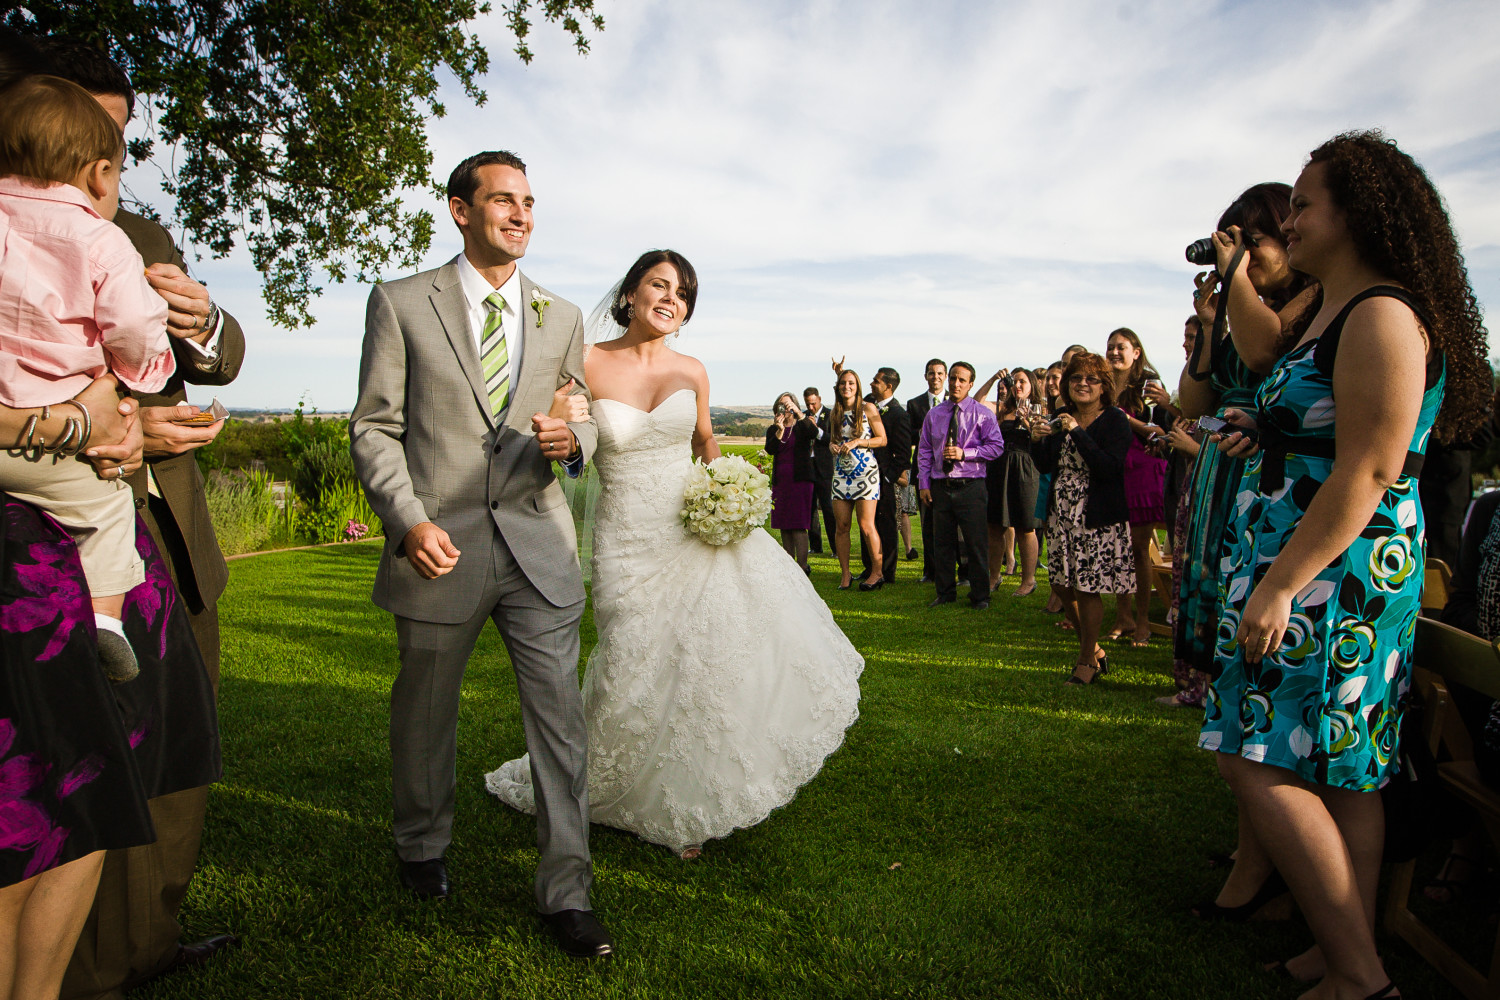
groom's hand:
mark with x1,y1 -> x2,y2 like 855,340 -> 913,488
404,522 -> 461,579
532,411 -> 579,460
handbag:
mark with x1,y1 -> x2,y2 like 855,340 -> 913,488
897,483 -> 919,516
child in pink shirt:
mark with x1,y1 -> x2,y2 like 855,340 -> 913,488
0,75 -> 176,681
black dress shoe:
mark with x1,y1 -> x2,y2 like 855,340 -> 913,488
398,857 -> 451,899
158,934 -> 241,976
970,600 -> 990,610
540,909 -> 614,959
928,596 -> 955,607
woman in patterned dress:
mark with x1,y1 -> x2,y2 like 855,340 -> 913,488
828,369 -> 887,590
1175,185 -> 1322,927
1201,132 -> 1491,999
1029,353 -> 1136,685
1175,183 -> 1320,712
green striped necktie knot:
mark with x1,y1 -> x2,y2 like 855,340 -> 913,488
480,291 -> 510,419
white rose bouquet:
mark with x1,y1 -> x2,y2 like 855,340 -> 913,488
680,455 -> 773,546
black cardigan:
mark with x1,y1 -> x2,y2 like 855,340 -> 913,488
764,418 -> 819,484
1031,405 -> 1132,528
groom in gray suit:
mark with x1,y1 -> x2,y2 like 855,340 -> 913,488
350,151 -> 611,958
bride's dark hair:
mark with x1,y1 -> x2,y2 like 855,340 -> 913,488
612,250 -> 699,327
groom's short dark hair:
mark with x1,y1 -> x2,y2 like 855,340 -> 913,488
446,150 -> 528,204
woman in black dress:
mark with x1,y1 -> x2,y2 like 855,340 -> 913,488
977,366 -> 1042,596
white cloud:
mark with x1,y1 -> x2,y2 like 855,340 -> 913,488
160,0 -> 1500,408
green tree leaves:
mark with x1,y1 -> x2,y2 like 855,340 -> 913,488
7,1 -> 602,327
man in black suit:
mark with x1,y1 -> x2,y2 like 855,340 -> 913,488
905,359 -> 946,582
860,368 -> 910,584
802,386 -> 836,554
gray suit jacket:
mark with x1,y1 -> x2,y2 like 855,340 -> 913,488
350,261 -> 598,622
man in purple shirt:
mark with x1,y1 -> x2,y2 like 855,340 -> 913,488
917,361 -> 1004,609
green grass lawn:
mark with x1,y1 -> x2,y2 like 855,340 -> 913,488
135,539 -> 1472,999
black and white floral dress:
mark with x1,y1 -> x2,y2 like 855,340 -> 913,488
1045,435 -> 1136,595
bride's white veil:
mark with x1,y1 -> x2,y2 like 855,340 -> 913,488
584,279 -> 628,348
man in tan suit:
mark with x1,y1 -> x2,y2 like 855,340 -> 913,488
38,38 -> 246,1000
350,151 -> 610,958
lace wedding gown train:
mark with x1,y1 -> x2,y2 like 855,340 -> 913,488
485,388 -> 864,854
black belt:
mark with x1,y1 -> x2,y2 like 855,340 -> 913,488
933,477 -> 982,488
1257,421 -> 1425,491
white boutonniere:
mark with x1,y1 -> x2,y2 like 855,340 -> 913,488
531,289 -> 552,326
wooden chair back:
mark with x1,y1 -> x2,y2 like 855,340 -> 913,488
1383,617 -> 1500,999
1423,558 -> 1454,616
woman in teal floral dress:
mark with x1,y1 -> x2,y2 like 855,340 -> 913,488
1201,132 -> 1491,1000
1174,182 -> 1320,710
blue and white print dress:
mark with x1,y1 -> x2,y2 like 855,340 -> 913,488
831,410 -> 879,502
1199,287 -> 1442,791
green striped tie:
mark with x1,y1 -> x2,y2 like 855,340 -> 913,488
480,291 -> 510,419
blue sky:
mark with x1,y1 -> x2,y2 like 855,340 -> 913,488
134,0 -> 1500,410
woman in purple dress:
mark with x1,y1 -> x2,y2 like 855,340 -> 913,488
1104,327 -> 1171,647
764,392 -> 817,573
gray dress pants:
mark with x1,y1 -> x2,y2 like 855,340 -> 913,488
390,528 -> 591,914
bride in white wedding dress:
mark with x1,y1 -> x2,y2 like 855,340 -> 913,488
485,250 -> 864,857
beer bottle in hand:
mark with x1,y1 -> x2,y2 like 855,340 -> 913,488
942,406 -> 959,474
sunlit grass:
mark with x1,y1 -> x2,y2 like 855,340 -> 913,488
137,535 -> 1463,999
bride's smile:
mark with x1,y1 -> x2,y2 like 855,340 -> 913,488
627,263 -> 690,337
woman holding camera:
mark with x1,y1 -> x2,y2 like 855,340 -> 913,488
1203,131 -> 1490,999
1029,353 -> 1135,684
1104,328 -> 1169,647
1174,183 -> 1321,715
764,392 -> 817,574
977,366 -> 1042,596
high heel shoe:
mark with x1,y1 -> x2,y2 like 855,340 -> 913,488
1190,870 -> 1287,921
858,578 -> 884,592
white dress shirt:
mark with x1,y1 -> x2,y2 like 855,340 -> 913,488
454,253 -> 525,391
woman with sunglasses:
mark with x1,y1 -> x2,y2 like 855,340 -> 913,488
1029,353 -> 1135,684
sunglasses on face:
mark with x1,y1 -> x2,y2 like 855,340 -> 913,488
1068,376 -> 1102,386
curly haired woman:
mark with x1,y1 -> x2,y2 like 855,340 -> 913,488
1202,131 -> 1491,999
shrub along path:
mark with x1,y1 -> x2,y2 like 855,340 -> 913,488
136,542 -> 1462,999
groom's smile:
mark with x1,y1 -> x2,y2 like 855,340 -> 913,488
449,163 -> 534,272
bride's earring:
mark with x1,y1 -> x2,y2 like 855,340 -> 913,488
627,303 -> 635,321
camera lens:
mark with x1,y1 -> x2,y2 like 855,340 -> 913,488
1185,237 -> 1216,266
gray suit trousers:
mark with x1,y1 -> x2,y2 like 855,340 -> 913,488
391,527 -> 591,914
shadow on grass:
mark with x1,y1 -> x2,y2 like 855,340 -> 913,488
134,538 -> 1463,999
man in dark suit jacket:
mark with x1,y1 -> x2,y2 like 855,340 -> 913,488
861,368 -> 910,583
46,41 -> 246,999
802,386 -> 836,554
905,359 -> 946,581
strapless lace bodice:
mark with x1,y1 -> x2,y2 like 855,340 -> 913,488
486,387 -> 864,854
590,388 -> 698,555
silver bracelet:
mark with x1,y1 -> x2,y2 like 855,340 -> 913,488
57,399 -> 92,454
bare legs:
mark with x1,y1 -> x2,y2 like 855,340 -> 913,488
1054,585 -> 1105,682
1014,529 -> 1038,595
779,528 -> 809,572
897,508 -> 913,555
1217,755 -> 1393,999
987,525 -> 1009,589
832,499 -> 855,586
854,497 -> 882,585
0,851 -> 105,1000
1111,524 -> 1157,641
